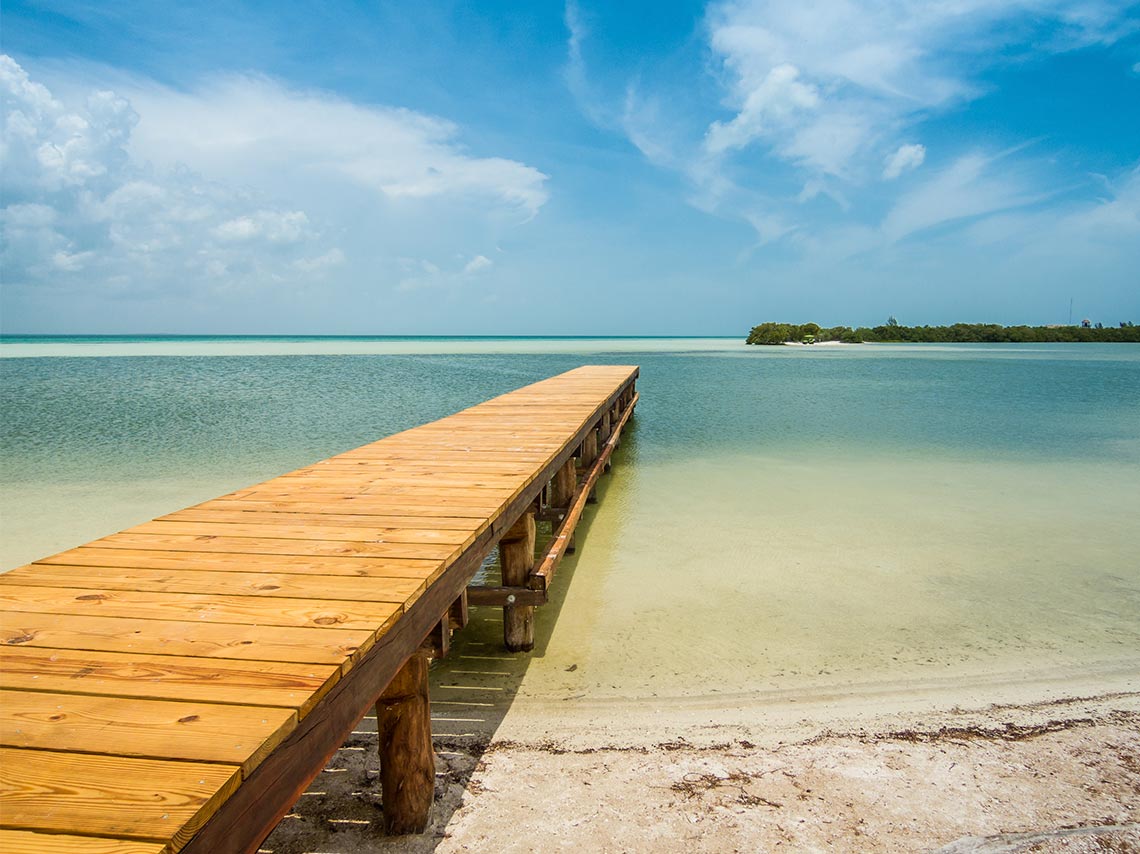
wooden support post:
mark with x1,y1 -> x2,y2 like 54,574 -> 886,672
580,427 -> 599,468
422,619 -> 449,659
448,590 -> 468,631
500,511 -> 536,652
600,410 -> 612,443
581,425 -> 600,503
549,458 -> 576,509
376,652 -> 434,835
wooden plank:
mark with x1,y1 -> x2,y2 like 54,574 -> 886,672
0,690 -> 296,774
308,460 -> 538,472
465,585 -> 546,607
332,451 -> 553,464
0,584 -> 405,630
86,533 -> 460,561
277,472 -> 528,486
33,548 -> 439,577
5,566 -> 428,603
161,508 -> 485,530
247,478 -> 520,495
224,490 -> 507,510
0,830 -> 166,854
128,520 -> 476,547
0,612 -> 374,666
0,647 -> 337,713
0,747 -> 240,849
190,497 -> 498,517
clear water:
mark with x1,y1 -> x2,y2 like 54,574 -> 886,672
2,338 -> 1138,703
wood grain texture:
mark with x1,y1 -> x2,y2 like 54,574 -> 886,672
0,830 -> 167,854
0,690 -> 296,774
31,548 -> 439,577
376,653 -> 434,834
128,520 -> 476,547
0,647 -> 337,713
0,583 -> 406,629
0,611 -> 375,665
6,566 -> 427,602
86,533 -> 460,561
161,508 -> 485,530
0,747 -> 240,849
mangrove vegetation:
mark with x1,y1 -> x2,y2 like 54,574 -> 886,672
746,319 -> 1140,345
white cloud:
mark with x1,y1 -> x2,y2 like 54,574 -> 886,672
705,63 -> 820,156
702,0 -> 1132,182
211,211 -> 310,243
676,1 -> 1136,244
1,55 -> 549,326
883,143 -> 926,180
881,152 -> 1042,243
293,248 -> 345,274
123,74 -> 548,220
464,254 -> 493,274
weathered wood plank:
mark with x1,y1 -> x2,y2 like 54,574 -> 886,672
0,584 -> 404,630
0,690 -> 296,774
87,532 -> 460,561
0,647 -> 337,713
0,747 -> 240,849
128,520 -> 476,547
161,508 -> 484,530
0,830 -> 167,854
0,612 -> 374,665
33,548 -> 439,577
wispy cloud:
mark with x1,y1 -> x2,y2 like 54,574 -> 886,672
563,0 -> 613,128
703,0 -> 1135,184
881,151 -> 1044,243
614,0 -> 1140,247
463,254 -> 493,274
883,144 -> 926,180
124,73 -> 549,220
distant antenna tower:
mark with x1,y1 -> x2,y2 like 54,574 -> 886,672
1069,298 -> 1073,326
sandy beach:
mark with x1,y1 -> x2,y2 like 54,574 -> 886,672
262,596 -> 1140,853
264,682 -> 1139,853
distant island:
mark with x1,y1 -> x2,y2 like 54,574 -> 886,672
746,319 -> 1140,345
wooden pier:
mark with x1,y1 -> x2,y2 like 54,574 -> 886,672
0,365 -> 639,852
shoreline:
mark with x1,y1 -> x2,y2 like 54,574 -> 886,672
265,689 -> 1139,853
264,604 -> 1139,852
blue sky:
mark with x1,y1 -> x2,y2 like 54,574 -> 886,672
2,0 -> 1138,334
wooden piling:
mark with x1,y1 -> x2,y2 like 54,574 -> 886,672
499,511 -> 536,652
550,458 -> 576,509
448,590 -> 469,631
580,427 -> 599,468
376,653 -> 434,835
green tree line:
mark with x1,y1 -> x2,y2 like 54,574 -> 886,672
746,320 -> 1140,345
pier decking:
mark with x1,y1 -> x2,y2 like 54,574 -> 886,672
0,365 -> 639,853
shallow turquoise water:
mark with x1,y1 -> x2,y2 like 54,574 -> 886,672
2,338 -> 1138,698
